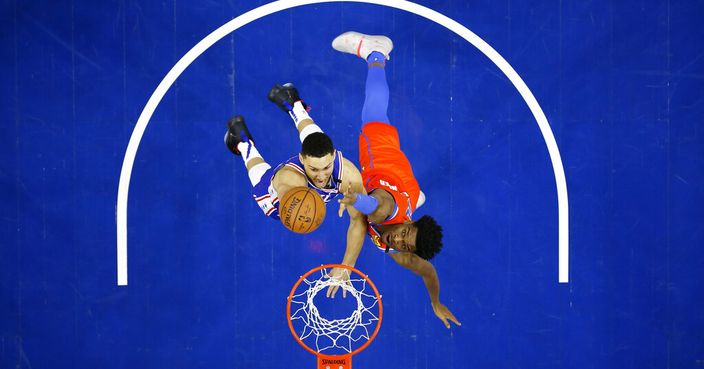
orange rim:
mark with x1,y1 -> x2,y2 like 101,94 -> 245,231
286,263 -> 383,358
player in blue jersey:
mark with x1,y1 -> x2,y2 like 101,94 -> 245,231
225,84 -> 368,264
329,32 -> 460,329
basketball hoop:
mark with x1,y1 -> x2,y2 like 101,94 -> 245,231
286,264 -> 383,369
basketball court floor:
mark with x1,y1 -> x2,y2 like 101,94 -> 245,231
2,1 -> 703,368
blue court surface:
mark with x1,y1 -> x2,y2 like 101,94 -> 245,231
2,1 -> 703,368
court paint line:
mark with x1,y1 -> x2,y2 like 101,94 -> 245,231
117,0 -> 569,286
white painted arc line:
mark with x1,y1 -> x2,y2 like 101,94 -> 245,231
377,0 -> 570,282
116,0 -> 569,286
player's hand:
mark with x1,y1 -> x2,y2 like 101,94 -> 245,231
325,267 -> 351,298
337,184 -> 357,217
432,302 -> 461,329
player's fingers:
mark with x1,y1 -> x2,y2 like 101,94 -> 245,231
442,317 -> 450,329
445,310 -> 460,324
326,285 -> 335,298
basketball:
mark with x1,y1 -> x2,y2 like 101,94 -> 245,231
279,187 -> 326,234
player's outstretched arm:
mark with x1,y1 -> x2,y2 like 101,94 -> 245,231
338,161 -> 368,270
389,252 -> 461,329
339,187 -> 395,224
326,203 -> 367,299
328,161 -> 368,298
340,204 -> 367,267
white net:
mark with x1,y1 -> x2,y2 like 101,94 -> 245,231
288,267 -> 381,354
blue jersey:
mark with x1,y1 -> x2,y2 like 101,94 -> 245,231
252,150 -> 345,220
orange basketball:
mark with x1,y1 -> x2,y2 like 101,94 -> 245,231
279,187 -> 326,234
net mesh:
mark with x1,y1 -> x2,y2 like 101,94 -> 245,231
289,268 -> 381,354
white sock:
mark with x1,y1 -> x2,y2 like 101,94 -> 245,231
288,101 -> 311,127
288,101 -> 324,142
235,140 -> 270,186
236,140 -> 261,163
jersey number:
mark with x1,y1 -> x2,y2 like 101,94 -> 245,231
379,179 -> 398,191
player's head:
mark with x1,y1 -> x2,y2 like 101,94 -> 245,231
299,132 -> 336,188
412,215 -> 443,260
378,222 -> 417,253
380,216 -> 443,259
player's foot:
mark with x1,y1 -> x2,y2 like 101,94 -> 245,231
224,115 -> 253,156
267,83 -> 309,112
332,31 -> 393,60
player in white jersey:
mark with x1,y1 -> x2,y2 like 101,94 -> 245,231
225,84 -> 368,263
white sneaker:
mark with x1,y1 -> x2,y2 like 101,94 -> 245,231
332,31 -> 393,60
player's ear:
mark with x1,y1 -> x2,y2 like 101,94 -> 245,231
298,153 -> 304,163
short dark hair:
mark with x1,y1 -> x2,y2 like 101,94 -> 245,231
413,215 -> 443,260
301,132 -> 335,158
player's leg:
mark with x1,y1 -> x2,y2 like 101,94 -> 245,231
361,51 -> 391,125
224,116 -> 270,187
332,32 -> 393,126
225,116 -> 280,217
268,83 -> 324,143
334,32 -> 427,210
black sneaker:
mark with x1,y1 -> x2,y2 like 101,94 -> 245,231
267,83 -> 310,112
224,115 -> 253,156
